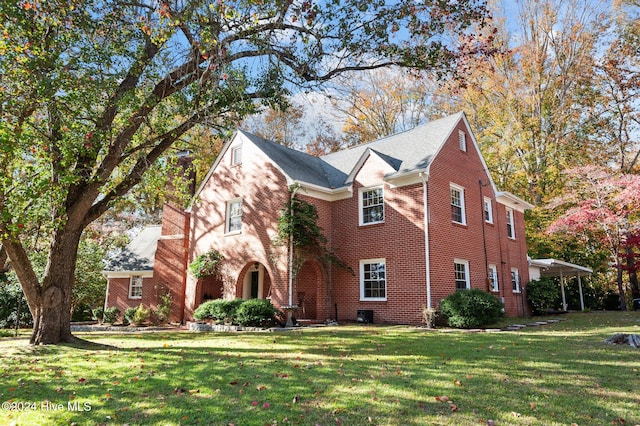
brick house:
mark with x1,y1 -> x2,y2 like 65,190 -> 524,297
104,112 -> 533,324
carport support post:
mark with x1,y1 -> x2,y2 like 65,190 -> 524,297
560,269 -> 567,311
578,275 -> 585,311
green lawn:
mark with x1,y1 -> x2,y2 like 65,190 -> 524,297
1,312 -> 639,425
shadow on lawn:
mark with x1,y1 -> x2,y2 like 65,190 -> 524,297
2,322 -> 639,425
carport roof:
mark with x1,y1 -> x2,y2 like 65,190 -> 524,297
530,258 -> 593,277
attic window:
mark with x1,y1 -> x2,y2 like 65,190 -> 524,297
360,186 -> 384,225
458,131 -> 467,152
231,145 -> 242,165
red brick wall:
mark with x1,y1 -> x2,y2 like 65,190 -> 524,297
181,121 -> 531,324
185,135 -> 291,319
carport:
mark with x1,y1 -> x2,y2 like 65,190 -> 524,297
529,258 -> 593,311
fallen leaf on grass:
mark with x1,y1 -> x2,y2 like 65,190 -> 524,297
454,379 -> 462,386
435,396 -> 449,402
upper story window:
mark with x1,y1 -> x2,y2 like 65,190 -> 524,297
511,268 -> 520,293
506,208 -> 515,239
454,259 -> 470,291
360,258 -> 386,301
360,186 -> 384,225
226,198 -> 242,234
458,130 -> 467,152
484,197 -> 493,224
231,145 -> 242,166
129,275 -> 143,299
489,264 -> 499,292
450,184 -> 466,225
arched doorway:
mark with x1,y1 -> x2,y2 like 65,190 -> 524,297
241,262 -> 271,299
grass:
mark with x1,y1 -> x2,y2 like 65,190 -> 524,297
0,311 -> 639,425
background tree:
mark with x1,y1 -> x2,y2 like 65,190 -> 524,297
330,67 -> 440,144
0,0 -> 494,344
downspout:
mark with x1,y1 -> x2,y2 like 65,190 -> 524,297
419,172 -> 432,310
286,185 -> 300,326
288,185 -> 300,307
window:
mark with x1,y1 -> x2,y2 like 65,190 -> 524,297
360,259 -> 386,300
226,199 -> 242,233
489,265 -> 499,292
506,208 -> 515,238
484,197 -> 493,223
360,187 -> 384,225
454,259 -> 470,291
458,130 -> 467,152
511,268 -> 520,293
129,275 -> 143,299
450,184 -> 466,224
231,145 -> 242,165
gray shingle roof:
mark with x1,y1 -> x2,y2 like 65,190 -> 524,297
321,112 -> 463,184
103,225 -> 161,272
238,112 -> 463,189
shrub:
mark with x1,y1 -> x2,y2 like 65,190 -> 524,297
0,275 -> 33,328
421,306 -> 439,329
526,277 -> 560,314
123,307 -> 137,326
92,307 -> 104,323
103,307 -> 120,324
193,299 -> 243,323
440,289 -> 503,328
235,299 -> 279,327
132,304 -> 150,324
154,293 -> 172,324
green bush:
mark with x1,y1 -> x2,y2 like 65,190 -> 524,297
92,307 -> 104,323
193,299 -> 243,323
526,277 -> 560,314
123,307 -> 137,325
103,307 -> 120,324
154,293 -> 172,324
235,299 -> 279,327
132,304 -> 150,324
440,289 -> 503,328
0,275 -> 33,328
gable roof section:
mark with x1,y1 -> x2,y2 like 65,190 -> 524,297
103,225 -> 161,273
321,112 -> 464,185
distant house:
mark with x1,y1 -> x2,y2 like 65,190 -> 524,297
104,112 -> 534,325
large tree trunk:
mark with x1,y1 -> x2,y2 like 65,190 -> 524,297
626,245 -> 640,299
616,262 -> 627,311
3,226 -> 83,344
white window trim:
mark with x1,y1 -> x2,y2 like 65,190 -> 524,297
454,259 -> 470,291
511,268 -> 521,293
129,275 -> 143,299
360,258 -> 387,301
231,145 -> 242,165
489,264 -> 499,292
506,208 -> 515,239
450,184 -> 466,225
484,197 -> 493,224
225,198 -> 243,235
458,130 -> 467,152
359,186 -> 385,226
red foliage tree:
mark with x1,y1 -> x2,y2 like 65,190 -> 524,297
548,166 -> 640,310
